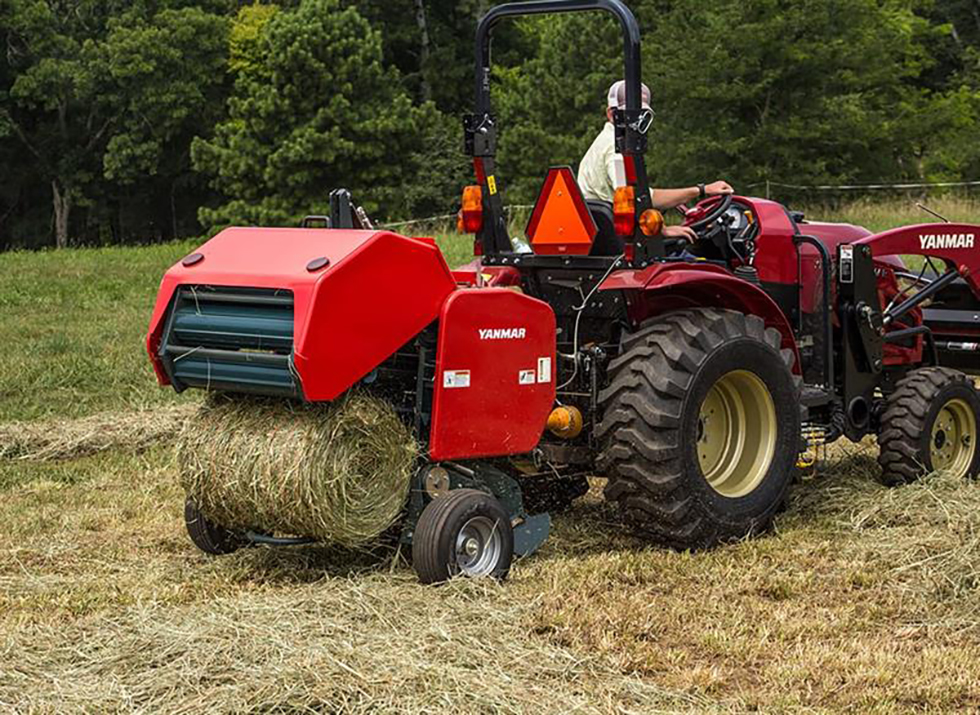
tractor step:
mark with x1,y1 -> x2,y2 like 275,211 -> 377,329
801,386 -> 834,407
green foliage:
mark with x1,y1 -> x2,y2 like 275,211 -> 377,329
0,0 -> 230,248
494,14 -> 621,202
193,0 -> 427,229
641,0 -> 946,186
229,2 -> 279,76
1,0 -> 979,250
398,104 -> 471,218
102,6 -> 229,183
349,0 -> 525,114
490,0 -> 980,201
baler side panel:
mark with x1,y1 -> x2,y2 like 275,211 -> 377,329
430,289 -> 557,461
296,232 -> 457,401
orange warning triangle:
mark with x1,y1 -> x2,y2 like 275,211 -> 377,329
526,167 -> 598,255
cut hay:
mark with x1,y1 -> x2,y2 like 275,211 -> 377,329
843,470 -> 980,611
790,438 -> 980,624
177,393 -> 418,547
0,579 -> 703,714
0,404 -> 197,462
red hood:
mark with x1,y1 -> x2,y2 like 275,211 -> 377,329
802,221 -> 906,270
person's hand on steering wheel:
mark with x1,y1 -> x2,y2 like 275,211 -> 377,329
660,180 -> 736,248
704,180 -> 734,197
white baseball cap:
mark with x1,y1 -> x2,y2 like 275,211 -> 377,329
607,80 -> 652,110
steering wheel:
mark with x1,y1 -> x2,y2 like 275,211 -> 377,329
682,194 -> 734,234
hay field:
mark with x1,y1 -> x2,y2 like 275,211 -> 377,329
2,197 -> 980,713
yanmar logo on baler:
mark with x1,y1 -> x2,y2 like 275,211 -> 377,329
479,328 -> 527,340
919,233 -> 975,250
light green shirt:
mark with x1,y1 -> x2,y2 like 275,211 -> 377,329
577,122 -> 624,204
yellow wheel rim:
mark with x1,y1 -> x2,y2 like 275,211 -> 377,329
697,370 -> 777,498
930,398 -> 976,478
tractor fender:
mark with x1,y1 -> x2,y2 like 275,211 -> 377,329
600,262 -> 801,373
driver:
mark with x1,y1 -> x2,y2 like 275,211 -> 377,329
578,80 -> 734,242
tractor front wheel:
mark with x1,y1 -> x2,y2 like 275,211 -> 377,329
412,489 -> 514,584
877,367 -> 980,485
598,309 -> 801,549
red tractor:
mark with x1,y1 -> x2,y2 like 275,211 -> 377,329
148,0 -> 980,583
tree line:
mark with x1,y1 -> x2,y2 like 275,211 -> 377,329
1,0 -> 978,250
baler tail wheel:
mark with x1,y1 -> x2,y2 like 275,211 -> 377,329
184,499 -> 244,556
412,489 -> 514,585
598,309 -> 801,549
877,367 -> 980,485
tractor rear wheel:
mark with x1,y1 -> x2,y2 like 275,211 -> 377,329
184,499 -> 243,556
598,309 -> 801,549
877,367 -> 980,485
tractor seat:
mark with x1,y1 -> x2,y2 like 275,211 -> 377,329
586,199 -> 689,258
586,200 -> 625,257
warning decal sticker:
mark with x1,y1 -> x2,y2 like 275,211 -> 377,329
537,357 -> 552,384
443,370 -> 471,389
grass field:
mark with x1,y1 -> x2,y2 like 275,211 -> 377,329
2,197 -> 980,712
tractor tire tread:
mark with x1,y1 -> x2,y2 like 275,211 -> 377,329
598,309 -> 800,550
877,367 -> 979,486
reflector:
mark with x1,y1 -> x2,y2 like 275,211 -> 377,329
525,167 -> 598,255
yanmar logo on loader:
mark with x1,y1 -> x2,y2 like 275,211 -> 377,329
479,327 -> 527,341
919,233 -> 975,250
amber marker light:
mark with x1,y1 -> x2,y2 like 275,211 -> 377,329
639,209 -> 665,237
613,186 -> 636,237
461,185 -> 484,233
547,406 -> 584,440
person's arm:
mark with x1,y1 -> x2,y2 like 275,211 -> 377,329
651,181 -> 734,211
605,150 -> 624,199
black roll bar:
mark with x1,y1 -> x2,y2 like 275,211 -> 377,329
475,0 -> 644,116
467,0 -> 657,259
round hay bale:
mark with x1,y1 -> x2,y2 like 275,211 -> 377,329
176,393 -> 418,547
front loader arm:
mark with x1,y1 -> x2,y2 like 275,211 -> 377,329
854,223 -> 980,376
827,222 -> 980,396
854,223 -> 980,298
